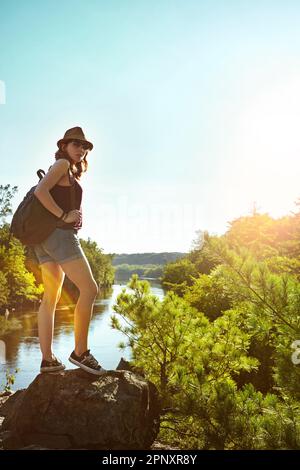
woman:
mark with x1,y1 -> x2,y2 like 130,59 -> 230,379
33,126 -> 106,376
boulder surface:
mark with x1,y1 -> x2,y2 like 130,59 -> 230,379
1,366 -> 160,450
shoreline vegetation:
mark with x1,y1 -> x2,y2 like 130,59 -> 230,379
112,252 -> 187,280
110,205 -> 300,449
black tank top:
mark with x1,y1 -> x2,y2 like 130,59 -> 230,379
50,170 -> 83,231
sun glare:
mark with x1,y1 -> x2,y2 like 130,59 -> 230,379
231,73 -> 300,217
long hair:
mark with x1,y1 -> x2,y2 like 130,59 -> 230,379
54,144 -> 89,180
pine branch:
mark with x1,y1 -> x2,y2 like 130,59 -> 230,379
159,425 -> 200,439
214,245 -> 297,332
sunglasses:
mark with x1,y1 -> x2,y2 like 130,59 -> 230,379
70,140 -> 90,151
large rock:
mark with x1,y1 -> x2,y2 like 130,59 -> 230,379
1,366 -> 160,450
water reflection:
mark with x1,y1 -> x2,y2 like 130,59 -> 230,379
0,280 -> 165,390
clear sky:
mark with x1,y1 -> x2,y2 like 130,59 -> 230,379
1,0 -> 299,254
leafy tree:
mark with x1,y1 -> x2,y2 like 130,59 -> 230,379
144,265 -> 164,278
0,224 -> 43,310
0,184 -> 18,222
0,270 -> 9,307
114,264 -> 163,279
207,237 -> 300,396
225,212 -> 278,257
80,237 -> 115,287
161,258 -> 198,295
112,229 -> 300,449
184,271 -> 231,321
111,275 -> 280,449
0,185 -> 43,313
224,206 -> 300,279
161,232 -> 226,296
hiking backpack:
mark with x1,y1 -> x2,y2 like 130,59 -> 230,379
7,169 -> 60,247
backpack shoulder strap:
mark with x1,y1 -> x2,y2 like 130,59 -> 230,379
37,169 -> 46,181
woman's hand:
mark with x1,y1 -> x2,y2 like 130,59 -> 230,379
63,209 -> 81,224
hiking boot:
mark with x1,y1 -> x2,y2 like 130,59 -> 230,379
69,349 -> 106,376
40,356 -> 65,373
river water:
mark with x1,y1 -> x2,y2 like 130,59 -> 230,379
0,279 -> 165,391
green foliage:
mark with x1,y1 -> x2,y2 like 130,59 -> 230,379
162,382 -> 300,449
114,263 -> 163,279
225,208 -> 300,279
112,275 -> 280,448
1,368 -> 20,393
0,223 -> 43,310
143,265 -> 164,278
225,212 -> 278,257
206,238 -> 300,398
184,271 -> 231,321
188,231 -> 220,274
161,258 -> 198,295
112,219 -> 300,449
3,179 -> 300,448
0,184 -> 44,311
113,254 -> 190,281
0,270 -> 9,306
112,252 -> 186,266
207,238 -> 300,335
80,237 -> 115,287
160,206 -> 300,299
0,184 -> 18,222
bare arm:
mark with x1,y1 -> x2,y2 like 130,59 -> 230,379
34,159 -> 70,218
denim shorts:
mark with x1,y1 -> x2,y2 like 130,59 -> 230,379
33,228 -> 85,265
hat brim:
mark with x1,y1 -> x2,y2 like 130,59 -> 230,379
57,138 -> 93,151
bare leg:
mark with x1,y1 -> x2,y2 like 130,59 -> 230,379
60,256 -> 98,356
38,297 -> 56,361
73,289 -> 98,355
38,262 -> 65,361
